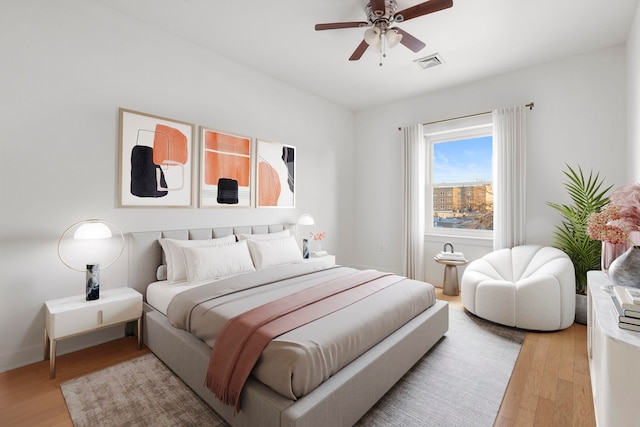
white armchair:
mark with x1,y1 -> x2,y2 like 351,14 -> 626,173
461,245 -> 575,331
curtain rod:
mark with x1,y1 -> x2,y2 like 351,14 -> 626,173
397,102 -> 534,130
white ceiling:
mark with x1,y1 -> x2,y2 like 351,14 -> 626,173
94,0 -> 639,111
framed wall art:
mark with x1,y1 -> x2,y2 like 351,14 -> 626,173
199,127 -> 253,208
256,139 -> 295,208
118,108 -> 195,208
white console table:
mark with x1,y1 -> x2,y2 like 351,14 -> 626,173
587,271 -> 640,426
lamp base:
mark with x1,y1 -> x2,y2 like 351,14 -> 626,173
86,264 -> 100,301
302,239 -> 309,259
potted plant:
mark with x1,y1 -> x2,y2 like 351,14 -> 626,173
547,165 -> 612,324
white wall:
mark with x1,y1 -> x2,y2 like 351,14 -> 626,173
353,46 -> 628,286
628,4 -> 640,183
0,0 -> 355,372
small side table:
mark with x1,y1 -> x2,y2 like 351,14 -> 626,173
44,287 -> 143,379
435,258 -> 468,296
303,254 -> 336,267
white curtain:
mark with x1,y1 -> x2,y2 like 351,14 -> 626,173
492,106 -> 527,250
401,124 -> 425,280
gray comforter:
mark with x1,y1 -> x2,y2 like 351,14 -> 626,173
167,264 -> 436,400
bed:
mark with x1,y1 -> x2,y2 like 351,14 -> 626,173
128,224 -> 448,427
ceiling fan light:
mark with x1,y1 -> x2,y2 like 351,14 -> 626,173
364,27 -> 381,45
385,29 -> 402,48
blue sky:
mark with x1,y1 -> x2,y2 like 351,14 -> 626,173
433,136 -> 493,183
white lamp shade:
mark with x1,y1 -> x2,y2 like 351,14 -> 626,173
386,29 -> 402,48
58,219 -> 124,272
364,27 -> 381,46
297,214 -> 315,226
73,221 -> 112,240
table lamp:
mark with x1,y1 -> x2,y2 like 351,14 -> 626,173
297,214 -> 315,259
57,219 -> 124,300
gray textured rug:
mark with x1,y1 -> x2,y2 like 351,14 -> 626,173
62,308 -> 524,427
355,308 -> 525,426
61,353 -> 225,427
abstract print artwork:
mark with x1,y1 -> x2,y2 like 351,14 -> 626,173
256,139 -> 295,208
200,128 -> 252,207
119,109 -> 194,207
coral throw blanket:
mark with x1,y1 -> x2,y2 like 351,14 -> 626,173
204,269 -> 403,411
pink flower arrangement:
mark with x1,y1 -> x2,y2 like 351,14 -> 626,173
587,184 -> 640,244
587,204 -> 629,244
610,183 -> 640,227
309,231 -> 326,241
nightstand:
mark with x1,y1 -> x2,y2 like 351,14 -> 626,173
304,254 -> 336,268
44,287 -> 143,378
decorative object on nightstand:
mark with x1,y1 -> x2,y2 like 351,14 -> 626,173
309,231 -> 326,257
58,219 -> 125,300
434,242 -> 467,296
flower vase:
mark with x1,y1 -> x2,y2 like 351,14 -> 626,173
608,246 -> 640,288
601,241 -> 630,272
313,241 -> 322,253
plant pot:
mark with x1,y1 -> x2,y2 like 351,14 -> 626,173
575,293 -> 587,325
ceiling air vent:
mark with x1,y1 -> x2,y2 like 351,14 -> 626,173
415,53 -> 444,69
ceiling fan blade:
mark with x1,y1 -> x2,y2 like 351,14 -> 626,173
395,0 -> 453,22
370,0 -> 386,17
349,40 -> 369,61
391,27 -> 426,52
315,21 -> 368,31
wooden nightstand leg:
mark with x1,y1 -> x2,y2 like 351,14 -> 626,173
43,329 -> 49,360
137,317 -> 142,350
49,339 -> 57,379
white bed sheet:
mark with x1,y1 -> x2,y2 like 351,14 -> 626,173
146,280 -> 212,315
146,260 -> 335,314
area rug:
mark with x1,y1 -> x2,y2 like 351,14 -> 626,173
61,353 -> 225,426
355,308 -> 525,426
62,308 -> 524,427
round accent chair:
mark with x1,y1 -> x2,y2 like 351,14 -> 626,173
461,245 -> 575,331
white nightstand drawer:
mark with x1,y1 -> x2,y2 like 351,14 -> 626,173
45,288 -> 142,339
303,254 -> 336,267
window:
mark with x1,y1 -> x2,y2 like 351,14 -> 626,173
424,114 -> 493,238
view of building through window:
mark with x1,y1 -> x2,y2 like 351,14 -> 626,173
432,135 -> 493,231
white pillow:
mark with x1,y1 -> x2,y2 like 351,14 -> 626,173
236,229 -> 290,241
247,236 -> 303,270
158,235 -> 236,284
156,264 -> 167,281
182,240 -> 256,284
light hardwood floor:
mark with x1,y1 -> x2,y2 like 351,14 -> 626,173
437,289 -> 596,427
0,292 -> 595,427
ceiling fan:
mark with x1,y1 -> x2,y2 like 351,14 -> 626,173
315,0 -> 453,64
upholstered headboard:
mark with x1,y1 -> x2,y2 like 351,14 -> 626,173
127,224 -> 294,297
